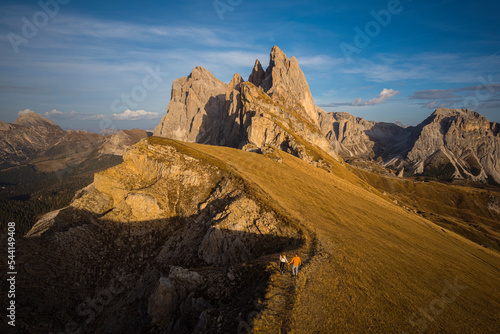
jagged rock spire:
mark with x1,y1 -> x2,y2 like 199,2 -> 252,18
257,46 -> 319,126
248,60 -> 265,87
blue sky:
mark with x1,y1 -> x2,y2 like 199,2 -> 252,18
0,0 -> 499,132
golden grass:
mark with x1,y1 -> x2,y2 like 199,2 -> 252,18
350,166 -> 500,252
149,137 -> 500,333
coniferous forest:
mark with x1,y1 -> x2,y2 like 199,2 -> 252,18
0,155 -> 122,236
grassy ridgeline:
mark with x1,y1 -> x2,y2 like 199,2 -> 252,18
155,137 -> 500,333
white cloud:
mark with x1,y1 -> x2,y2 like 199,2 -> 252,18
18,109 -> 34,115
112,109 -> 161,120
43,109 -> 78,118
84,110 -> 161,121
352,98 -> 363,106
317,88 -> 400,108
364,88 -> 400,105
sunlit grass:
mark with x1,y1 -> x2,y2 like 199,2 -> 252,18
148,137 -> 500,333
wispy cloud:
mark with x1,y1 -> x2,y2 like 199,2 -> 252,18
17,109 -> 34,116
341,53 -> 500,83
318,88 -> 400,108
409,82 -> 500,109
1,9 -> 241,49
364,88 -> 400,105
296,55 -> 344,68
408,89 -> 458,100
43,109 -> 77,118
86,110 -> 161,121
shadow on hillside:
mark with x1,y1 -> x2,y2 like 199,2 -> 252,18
5,195 -> 303,333
364,123 -> 413,160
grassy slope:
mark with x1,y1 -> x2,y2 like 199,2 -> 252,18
349,167 -> 500,252
153,137 -> 500,333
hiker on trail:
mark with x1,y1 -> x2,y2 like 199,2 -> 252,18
279,252 -> 288,274
289,253 -> 302,276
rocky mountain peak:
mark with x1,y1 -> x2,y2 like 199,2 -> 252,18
153,66 -> 227,143
154,46 -> 337,164
15,112 -> 59,128
248,59 -> 265,87
259,46 -> 319,126
187,66 -> 219,82
227,73 -> 243,96
423,107 -> 492,132
430,108 -> 481,120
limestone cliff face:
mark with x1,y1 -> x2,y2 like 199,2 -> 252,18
154,46 -> 338,164
153,66 -> 228,144
406,108 -> 500,182
318,107 -> 500,183
256,46 -> 319,126
240,82 -> 337,162
22,137 -> 301,332
318,109 -> 377,159
318,108 -> 411,161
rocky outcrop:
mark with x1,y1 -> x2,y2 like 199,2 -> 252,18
239,82 -> 337,162
99,129 -> 150,155
154,46 -> 338,164
318,107 -> 411,161
248,59 -> 265,87
153,66 -> 228,144
405,108 -> 500,182
318,107 -> 500,183
318,109 -> 377,159
259,46 -> 319,126
19,137 -> 301,333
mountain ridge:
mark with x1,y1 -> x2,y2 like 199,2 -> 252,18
318,106 -> 500,183
154,46 -> 499,184
0,112 -> 149,171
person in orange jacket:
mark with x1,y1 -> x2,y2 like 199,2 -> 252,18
288,253 -> 302,276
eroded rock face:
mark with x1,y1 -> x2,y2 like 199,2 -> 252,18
317,107 -> 500,183
153,66 -> 228,144
406,108 -> 500,182
240,82 -> 337,162
259,46 -> 319,126
317,107 -> 410,160
154,46 -> 338,165
18,137 -> 301,333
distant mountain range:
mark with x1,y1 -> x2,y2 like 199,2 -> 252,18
319,107 -> 500,182
0,112 -> 149,171
153,46 -> 499,184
